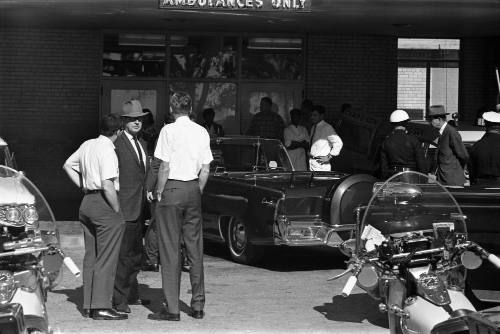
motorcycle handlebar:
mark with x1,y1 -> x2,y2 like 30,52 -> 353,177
63,256 -> 81,277
341,275 -> 358,297
488,254 -> 500,269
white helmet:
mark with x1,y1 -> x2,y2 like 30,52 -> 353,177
389,109 -> 409,123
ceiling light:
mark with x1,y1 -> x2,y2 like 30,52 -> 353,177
118,33 -> 166,47
247,37 -> 302,50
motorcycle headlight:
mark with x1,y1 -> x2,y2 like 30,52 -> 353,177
0,271 -> 16,304
5,207 -> 22,223
23,206 -> 39,226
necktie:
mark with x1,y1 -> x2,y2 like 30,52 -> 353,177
133,136 -> 145,171
310,124 -> 317,143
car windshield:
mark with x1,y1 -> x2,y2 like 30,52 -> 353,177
359,171 -> 466,249
211,139 -> 293,172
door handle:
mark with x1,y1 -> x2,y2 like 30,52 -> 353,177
261,198 -> 275,206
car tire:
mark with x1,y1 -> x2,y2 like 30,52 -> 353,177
227,217 -> 263,265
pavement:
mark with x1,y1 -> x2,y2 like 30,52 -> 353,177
48,222 -> 388,334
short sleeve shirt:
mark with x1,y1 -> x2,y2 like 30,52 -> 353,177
65,135 -> 120,191
154,116 -> 213,181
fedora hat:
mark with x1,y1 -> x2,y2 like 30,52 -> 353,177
483,111 -> 500,123
122,100 -> 148,118
427,105 -> 449,118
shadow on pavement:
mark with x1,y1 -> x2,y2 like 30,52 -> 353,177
204,241 -> 348,272
139,284 -> 191,315
314,293 -> 388,329
51,286 -> 84,316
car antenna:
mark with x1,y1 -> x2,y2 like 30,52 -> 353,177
308,171 -> 315,187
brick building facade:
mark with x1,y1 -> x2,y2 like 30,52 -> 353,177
0,29 -> 499,219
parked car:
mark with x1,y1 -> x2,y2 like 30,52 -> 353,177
201,136 -> 377,264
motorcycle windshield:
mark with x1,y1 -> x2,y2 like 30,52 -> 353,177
358,171 -> 466,252
0,165 -> 59,247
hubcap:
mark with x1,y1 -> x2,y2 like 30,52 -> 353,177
230,219 -> 246,256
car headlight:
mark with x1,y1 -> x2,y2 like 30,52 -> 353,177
23,206 -> 39,226
5,207 -> 22,223
0,271 -> 16,304
0,205 -> 38,228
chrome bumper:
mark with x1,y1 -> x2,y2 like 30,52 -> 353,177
0,303 -> 26,334
273,216 -> 356,247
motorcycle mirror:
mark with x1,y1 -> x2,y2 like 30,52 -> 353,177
461,250 -> 483,270
339,239 -> 356,257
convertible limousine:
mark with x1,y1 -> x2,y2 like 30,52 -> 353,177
201,136 -> 377,264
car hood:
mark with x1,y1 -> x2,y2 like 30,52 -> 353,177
0,177 -> 35,205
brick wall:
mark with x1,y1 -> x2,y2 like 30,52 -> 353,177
397,67 -> 427,119
305,35 -> 398,121
0,28 -> 101,219
460,37 -> 500,123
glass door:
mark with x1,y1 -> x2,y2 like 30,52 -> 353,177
239,83 -> 303,135
101,79 -> 166,131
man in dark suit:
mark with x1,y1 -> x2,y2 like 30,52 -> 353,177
428,105 -> 469,187
113,99 -> 150,313
469,109 -> 500,184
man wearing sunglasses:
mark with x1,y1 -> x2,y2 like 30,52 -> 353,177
428,105 -> 469,187
112,99 -> 151,313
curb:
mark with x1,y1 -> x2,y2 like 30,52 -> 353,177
56,221 -> 84,249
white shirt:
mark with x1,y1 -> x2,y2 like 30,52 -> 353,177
65,135 -> 119,191
154,116 -> 213,181
439,122 -> 447,135
123,130 -> 147,171
284,124 -> 309,171
309,120 -> 343,157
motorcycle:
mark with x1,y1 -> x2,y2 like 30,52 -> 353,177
329,171 -> 500,334
0,165 -> 80,334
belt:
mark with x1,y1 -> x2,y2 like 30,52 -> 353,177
391,166 -> 414,172
83,189 -> 102,194
167,179 -> 198,182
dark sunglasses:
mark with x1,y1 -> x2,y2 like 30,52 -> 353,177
125,117 -> 143,123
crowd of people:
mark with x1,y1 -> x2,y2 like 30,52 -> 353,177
62,89 -> 500,322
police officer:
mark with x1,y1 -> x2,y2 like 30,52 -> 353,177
380,109 -> 427,178
469,109 -> 500,184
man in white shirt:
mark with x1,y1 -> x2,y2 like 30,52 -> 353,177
309,105 -> 343,171
62,114 -> 127,320
284,108 -> 309,171
148,92 -> 213,322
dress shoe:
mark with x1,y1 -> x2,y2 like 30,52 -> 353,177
113,303 -> 131,313
82,308 -> 90,318
147,308 -> 180,321
90,309 -> 128,320
142,263 -> 159,272
128,298 -> 151,306
192,310 -> 204,319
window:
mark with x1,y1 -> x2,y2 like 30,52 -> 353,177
397,39 -> 460,120
242,37 -> 303,80
169,35 -> 237,78
103,33 -> 166,77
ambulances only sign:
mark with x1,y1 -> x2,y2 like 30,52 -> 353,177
159,0 -> 311,11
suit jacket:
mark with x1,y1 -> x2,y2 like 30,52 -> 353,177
115,133 -> 149,221
436,124 -> 469,186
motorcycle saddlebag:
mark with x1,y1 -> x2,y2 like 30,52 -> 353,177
0,303 -> 26,334
431,307 -> 500,334
466,306 -> 500,334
